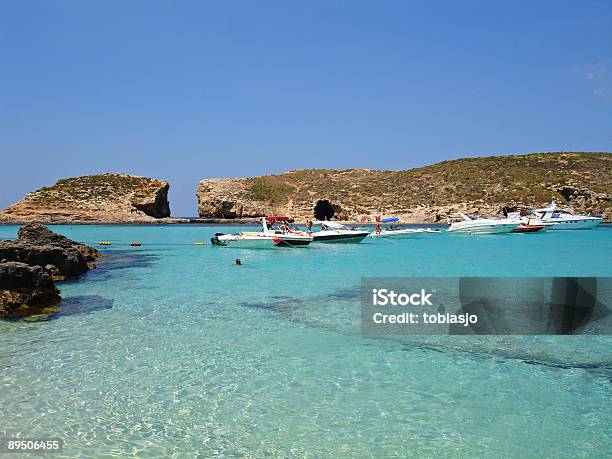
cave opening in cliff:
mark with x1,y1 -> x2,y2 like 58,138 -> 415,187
314,200 -> 335,221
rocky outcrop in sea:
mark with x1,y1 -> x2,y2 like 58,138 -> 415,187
0,224 -> 99,318
0,224 -> 99,280
0,173 -> 171,224
0,262 -> 61,317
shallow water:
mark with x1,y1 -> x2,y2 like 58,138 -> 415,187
1,224 -> 611,457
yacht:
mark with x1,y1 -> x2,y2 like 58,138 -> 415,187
529,202 -> 602,230
447,213 -> 520,234
311,221 -> 370,243
211,217 -> 313,248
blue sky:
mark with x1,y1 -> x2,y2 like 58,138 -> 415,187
1,1 -> 611,216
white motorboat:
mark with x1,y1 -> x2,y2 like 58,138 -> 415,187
370,226 -> 441,238
369,217 -> 442,238
505,212 -> 547,233
447,213 -> 519,234
529,202 -> 602,230
211,217 -> 313,248
311,221 -> 370,243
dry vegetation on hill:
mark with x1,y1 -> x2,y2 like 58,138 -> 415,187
1,174 -> 171,223
198,152 -> 612,222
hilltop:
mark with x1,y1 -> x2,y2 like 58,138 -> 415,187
0,174 -> 171,224
198,152 -> 612,222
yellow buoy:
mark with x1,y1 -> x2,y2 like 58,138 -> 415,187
193,242 -> 205,246
99,241 -> 112,246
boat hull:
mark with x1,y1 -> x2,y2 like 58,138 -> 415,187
370,229 -> 441,238
447,223 -> 518,234
544,218 -> 602,230
312,231 -> 369,243
512,224 -> 545,233
273,238 -> 312,247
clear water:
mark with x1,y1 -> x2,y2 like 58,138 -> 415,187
1,224 -> 611,458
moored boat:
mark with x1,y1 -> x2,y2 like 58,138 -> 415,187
211,217 -> 313,248
529,202 -> 602,230
447,213 -> 519,234
311,221 -> 370,243
369,217 -> 442,238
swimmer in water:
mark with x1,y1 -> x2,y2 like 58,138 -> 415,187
235,259 -> 242,265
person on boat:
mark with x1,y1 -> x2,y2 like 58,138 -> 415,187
375,223 -> 381,233
306,220 -> 313,232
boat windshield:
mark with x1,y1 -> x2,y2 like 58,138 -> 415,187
321,221 -> 348,231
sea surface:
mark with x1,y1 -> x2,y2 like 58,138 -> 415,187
1,224 -> 611,458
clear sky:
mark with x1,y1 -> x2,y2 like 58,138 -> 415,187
1,0 -> 611,216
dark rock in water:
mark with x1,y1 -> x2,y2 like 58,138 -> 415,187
18,223 -> 99,261
0,261 -> 61,317
0,224 -> 99,280
0,225 -> 99,319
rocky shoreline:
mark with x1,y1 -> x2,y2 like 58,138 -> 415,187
0,224 -> 99,318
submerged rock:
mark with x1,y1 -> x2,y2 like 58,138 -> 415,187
0,261 -> 60,317
0,224 -> 99,280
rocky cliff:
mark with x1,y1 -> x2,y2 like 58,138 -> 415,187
0,174 -> 171,224
197,152 -> 612,222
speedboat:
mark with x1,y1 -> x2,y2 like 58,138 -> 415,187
512,223 -> 545,233
505,212 -> 546,233
447,213 -> 519,234
311,221 -> 370,243
369,217 -> 442,238
370,226 -> 441,238
529,202 -> 602,230
211,217 -> 313,248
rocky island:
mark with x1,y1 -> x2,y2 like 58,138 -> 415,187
198,152 -> 611,222
0,174 -> 172,224
0,224 -> 99,317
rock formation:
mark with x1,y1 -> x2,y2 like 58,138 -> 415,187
197,152 -> 612,222
197,178 -> 283,218
553,185 -> 611,216
0,224 -> 99,280
0,174 -> 171,224
0,224 -> 99,317
0,262 -> 61,317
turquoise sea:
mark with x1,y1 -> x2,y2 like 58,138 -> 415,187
1,224 -> 611,458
